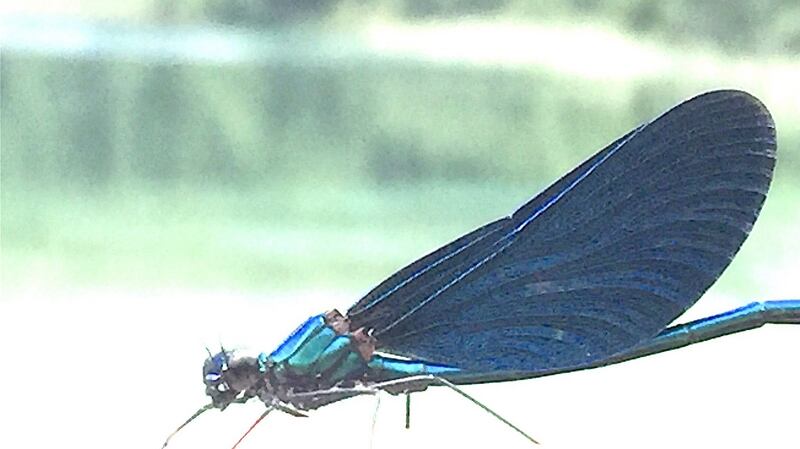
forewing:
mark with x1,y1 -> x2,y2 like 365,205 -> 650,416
348,90 -> 776,376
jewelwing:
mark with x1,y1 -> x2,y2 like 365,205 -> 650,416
163,89 -> 799,447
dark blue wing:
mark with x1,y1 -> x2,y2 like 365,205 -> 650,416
347,90 -> 776,378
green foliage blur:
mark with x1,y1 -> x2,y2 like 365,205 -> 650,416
2,2 -> 799,295
108,0 -> 800,55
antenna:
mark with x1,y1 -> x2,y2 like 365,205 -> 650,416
219,344 -> 229,370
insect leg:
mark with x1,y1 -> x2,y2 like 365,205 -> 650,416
161,403 -> 214,448
370,374 -> 539,445
405,393 -> 411,429
230,408 -> 273,449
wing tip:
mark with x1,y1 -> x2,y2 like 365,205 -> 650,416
688,89 -> 776,134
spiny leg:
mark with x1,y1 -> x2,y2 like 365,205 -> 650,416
284,375 -> 538,444
430,376 -> 539,445
161,403 -> 214,448
283,382 -> 387,411
230,408 -> 273,449
273,403 -> 309,418
369,394 -> 382,449
368,375 -> 539,445
405,393 -> 411,429
378,375 -> 538,444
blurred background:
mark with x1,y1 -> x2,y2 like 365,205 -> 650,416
1,1 -> 798,449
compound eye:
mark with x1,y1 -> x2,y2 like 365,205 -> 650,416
212,353 -> 229,371
205,373 -> 221,383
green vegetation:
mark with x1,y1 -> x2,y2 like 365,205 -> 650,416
2,5 -> 799,296
63,0 -> 800,55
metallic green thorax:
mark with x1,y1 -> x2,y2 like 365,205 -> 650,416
263,310 -> 458,392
